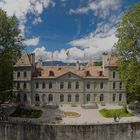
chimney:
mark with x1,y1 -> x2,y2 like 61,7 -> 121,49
102,52 -> 108,75
76,61 -> 80,70
57,64 -> 59,70
29,53 -> 35,66
36,59 -> 43,68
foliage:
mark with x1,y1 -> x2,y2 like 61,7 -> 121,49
115,3 -> 140,103
0,9 -> 24,104
94,61 -> 102,66
99,107 -> 134,118
11,107 -> 43,118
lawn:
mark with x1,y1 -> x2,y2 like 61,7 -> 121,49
99,106 -> 134,118
11,107 -> 43,118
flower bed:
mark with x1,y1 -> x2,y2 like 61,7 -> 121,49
64,112 -> 80,118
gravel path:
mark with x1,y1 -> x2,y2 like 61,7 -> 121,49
58,104 -> 140,125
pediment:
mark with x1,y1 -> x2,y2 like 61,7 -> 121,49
57,71 -> 83,80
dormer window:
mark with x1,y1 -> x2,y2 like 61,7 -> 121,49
99,71 -> 103,76
49,71 -> 55,76
37,68 -> 42,76
38,71 -> 41,76
85,71 -> 91,76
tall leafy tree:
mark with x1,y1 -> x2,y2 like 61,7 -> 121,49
116,3 -> 140,103
0,9 -> 24,104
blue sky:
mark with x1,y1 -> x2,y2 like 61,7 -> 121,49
0,0 -> 139,61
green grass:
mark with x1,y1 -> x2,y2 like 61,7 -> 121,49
99,107 -> 134,118
11,107 -> 43,118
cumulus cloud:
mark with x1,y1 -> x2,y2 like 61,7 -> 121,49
33,46 -> 85,62
69,0 -> 121,19
69,25 -> 118,58
68,0 -> 122,61
32,23 -> 118,62
24,37 -> 40,46
33,17 -> 42,25
0,0 -> 55,36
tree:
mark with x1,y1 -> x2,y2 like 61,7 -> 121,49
0,9 -> 24,105
115,3 -> 140,103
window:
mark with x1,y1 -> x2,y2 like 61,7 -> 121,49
75,82 -> 79,89
60,94 -> 64,102
36,82 -> 39,89
17,72 -> 20,78
99,71 -> 103,76
49,71 -> 55,76
113,94 -> 116,102
60,82 -> 64,89
24,72 -> 27,77
68,94 -> 71,102
17,94 -> 20,102
23,82 -> 27,89
17,82 -> 20,89
35,94 -> 40,102
68,82 -> 71,89
119,82 -> 122,89
75,94 -> 79,102
85,71 -> 91,76
113,71 -> 116,78
100,82 -> 104,89
100,94 -> 104,102
37,69 -> 41,76
49,82 -> 52,89
48,94 -> 53,102
23,94 -> 27,102
86,94 -> 90,102
119,94 -> 122,101
87,81 -> 90,89
42,82 -> 46,89
113,82 -> 116,89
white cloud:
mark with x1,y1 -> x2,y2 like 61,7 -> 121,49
32,23 -> 118,62
24,37 -> 40,46
0,0 -> 55,36
33,17 -> 42,25
33,47 -> 49,61
69,0 -> 121,19
33,46 -> 85,62
69,26 -> 118,57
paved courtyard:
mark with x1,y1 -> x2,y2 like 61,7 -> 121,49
58,104 -> 140,125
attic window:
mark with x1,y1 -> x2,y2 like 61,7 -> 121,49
99,71 -> 103,76
49,71 -> 55,76
85,71 -> 91,76
37,68 -> 42,76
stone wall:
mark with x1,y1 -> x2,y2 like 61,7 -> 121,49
0,122 -> 140,140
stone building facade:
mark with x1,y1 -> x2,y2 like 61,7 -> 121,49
13,53 -> 126,107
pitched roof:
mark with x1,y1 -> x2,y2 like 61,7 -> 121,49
34,65 -> 108,79
14,53 -> 32,67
